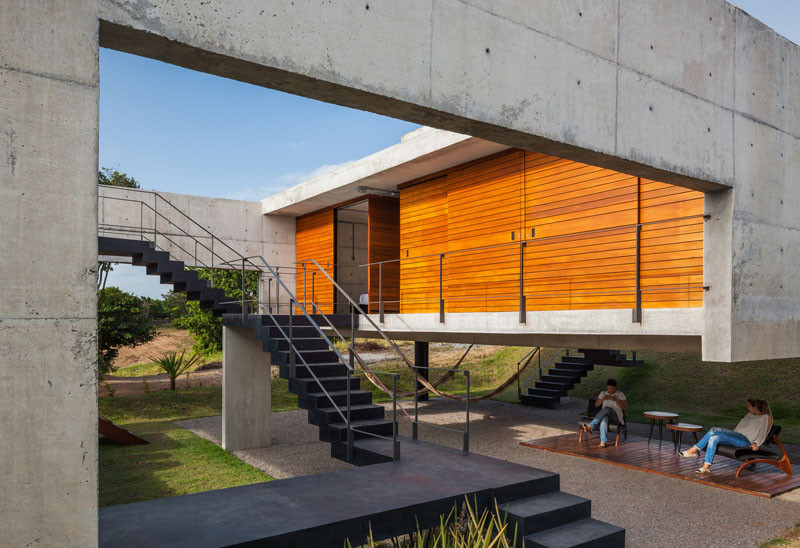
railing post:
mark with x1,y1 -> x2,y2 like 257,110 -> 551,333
194,240 -> 198,268
268,278 -> 273,313
275,267 -> 280,314
346,368 -> 353,461
392,375 -> 400,461
302,263 -> 307,309
413,366 -> 419,441
633,225 -> 642,323
210,238 -> 214,288
378,262 -> 384,323
519,241 -> 527,324
289,299 -> 296,378
463,370 -> 470,453
349,303 -> 355,369
241,258 -> 247,322
439,253 -> 444,324
312,271 -> 316,313
517,361 -> 521,401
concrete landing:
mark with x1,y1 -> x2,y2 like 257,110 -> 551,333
99,439 -> 559,548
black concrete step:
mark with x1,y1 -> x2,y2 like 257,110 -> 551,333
531,387 -> 565,398
541,373 -> 580,384
558,356 -> 590,365
330,440 -> 394,466
289,376 -> 361,396
301,389 -> 373,410
264,314 -> 353,328
502,491 -> 591,543
310,404 -> 385,427
279,362 -> 349,379
555,362 -> 593,372
523,518 -> 625,548
534,381 -> 570,393
268,325 -> 320,339
520,394 -> 557,409
320,418 -> 395,443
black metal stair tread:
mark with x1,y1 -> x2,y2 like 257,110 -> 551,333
326,418 -> 394,430
316,404 -> 383,413
523,518 -> 624,548
532,388 -> 565,396
308,389 -> 371,398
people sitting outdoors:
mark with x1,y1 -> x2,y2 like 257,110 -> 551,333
679,398 -> 772,474
581,379 -> 627,448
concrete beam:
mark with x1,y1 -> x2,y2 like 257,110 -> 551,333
222,327 -> 271,452
97,0 -> 731,192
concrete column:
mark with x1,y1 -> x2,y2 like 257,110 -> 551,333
414,341 -> 429,402
0,2 -> 100,547
222,327 -> 271,451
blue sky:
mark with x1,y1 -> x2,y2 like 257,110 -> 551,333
102,1 -> 798,298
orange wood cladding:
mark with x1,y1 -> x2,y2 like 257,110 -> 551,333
296,209 -> 335,314
399,149 -> 704,314
368,196 -> 400,313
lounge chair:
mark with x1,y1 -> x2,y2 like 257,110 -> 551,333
578,399 -> 627,447
716,425 -> 793,478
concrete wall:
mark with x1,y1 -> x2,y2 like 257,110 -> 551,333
99,185 -> 297,308
1,1 -> 100,546
96,0 -> 800,362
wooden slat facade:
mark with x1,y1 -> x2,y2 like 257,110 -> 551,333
296,208 -> 335,314
367,196 -> 400,313
397,149 -> 704,314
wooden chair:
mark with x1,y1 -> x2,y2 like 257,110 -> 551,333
578,399 -> 627,447
716,425 -> 793,478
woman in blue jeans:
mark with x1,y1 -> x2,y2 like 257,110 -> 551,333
680,399 -> 771,474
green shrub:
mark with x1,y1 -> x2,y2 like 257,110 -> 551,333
148,349 -> 202,390
98,286 -> 155,374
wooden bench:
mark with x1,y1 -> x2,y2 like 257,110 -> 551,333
716,425 -> 793,478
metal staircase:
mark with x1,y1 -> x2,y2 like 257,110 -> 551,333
520,349 -> 643,409
97,186 -> 626,547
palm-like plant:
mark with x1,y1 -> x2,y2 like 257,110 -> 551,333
149,349 -> 202,390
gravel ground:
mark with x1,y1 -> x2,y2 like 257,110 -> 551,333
177,397 -> 800,548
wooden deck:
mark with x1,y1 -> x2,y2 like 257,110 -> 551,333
521,433 -> 799,498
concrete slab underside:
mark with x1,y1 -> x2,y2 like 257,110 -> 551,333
99,439 -> 558,548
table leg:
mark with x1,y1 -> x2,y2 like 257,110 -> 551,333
693,432 -> 699,445
658,420 -> 664,449
677,431 -> 684,454
648,419 -> 655,444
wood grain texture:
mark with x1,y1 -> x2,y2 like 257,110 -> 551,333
368,196 -> 400,313
521,433 -> 798,498
296,209 -> 335,314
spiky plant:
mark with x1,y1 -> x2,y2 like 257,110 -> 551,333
149,349 -> 202,390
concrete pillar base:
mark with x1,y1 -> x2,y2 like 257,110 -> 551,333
222,326 -> 271,451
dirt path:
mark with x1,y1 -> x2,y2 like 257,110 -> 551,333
99,369 -> 222,397
113,327 -> 195,368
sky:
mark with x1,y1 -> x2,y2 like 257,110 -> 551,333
102,1 -> 799,299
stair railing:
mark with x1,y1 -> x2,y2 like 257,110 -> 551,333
252,257 -> 402,461
518,348 -> 566,401
310,259 -> 472,453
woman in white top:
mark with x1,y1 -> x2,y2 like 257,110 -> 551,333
680,399 -> 772,474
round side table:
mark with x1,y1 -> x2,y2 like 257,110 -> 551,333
643,411 -> 679,449
666,423 -> 703,454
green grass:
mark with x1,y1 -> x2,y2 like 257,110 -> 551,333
760,524 -> 800,548
111,350 -> 223,377
569,350 -> 800,445
99,378 -> 299,507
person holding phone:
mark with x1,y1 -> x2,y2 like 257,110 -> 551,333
581,379 -> 627,448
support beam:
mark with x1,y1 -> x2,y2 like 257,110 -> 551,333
414,341 -> 429,402
222,327 -> 272,451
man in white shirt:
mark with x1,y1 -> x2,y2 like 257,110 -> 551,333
582,379 -> 627,448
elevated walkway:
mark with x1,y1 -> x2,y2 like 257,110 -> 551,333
99,438 -> 623,547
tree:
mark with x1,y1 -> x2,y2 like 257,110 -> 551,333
98,287 -> 156,373
173,268 -> 259,354
98,167 -> 140,188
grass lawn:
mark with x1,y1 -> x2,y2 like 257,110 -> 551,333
99,379 -> 299,507
760,525 -> 800,548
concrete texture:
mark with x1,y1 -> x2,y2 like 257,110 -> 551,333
1,2 -> 99,547
359,309 -> 703,352
179,400 -> 800,548
222,327 -> 271,451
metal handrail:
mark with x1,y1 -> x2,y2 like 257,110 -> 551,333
411,365 -> 471,452
310,259 -> 471,452
518,348 -> 566,399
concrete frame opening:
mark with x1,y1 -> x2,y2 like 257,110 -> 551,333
335,200 -> 368,313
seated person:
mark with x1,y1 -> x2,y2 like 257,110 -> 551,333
582,379 -> 627,448
680,398 -> 771,474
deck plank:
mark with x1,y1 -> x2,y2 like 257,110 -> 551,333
521,433 -> 799,498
